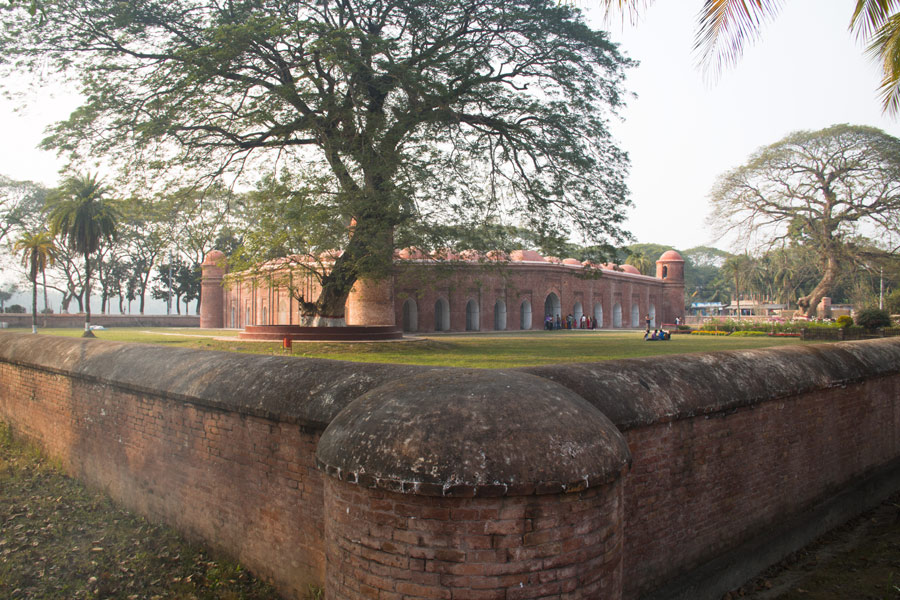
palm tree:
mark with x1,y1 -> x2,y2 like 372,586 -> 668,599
602,1 -> 900,115
625,250 -> 654,275
12,231 -> 57,334
722,253 -> 756,319
47,173 -> 119,337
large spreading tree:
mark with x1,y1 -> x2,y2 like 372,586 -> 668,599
1,0 -> 634,326
709,124 -> 900,318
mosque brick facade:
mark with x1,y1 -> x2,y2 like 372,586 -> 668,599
203,250 -> 686,332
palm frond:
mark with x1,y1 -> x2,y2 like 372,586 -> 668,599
851,0 -> 900,40
863,11 -> 900,115
694,0 -> 785,78
595,0 -> 656,26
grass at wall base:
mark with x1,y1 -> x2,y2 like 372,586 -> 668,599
32,328 -> 812,369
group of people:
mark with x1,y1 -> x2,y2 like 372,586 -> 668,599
644,328 -> 671,341
544,313 -> 597,330
642,313 -> 671,340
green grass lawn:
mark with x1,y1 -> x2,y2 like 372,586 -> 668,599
29,327 -> 812,369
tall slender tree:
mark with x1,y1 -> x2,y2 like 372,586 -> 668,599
47,173 -> 119,336
12,230 -> 57,333
722,253 -> 755,319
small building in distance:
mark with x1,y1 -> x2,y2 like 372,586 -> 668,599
689,302 -> 726,317
721,300 -> 789,318
201,249 -> 686,333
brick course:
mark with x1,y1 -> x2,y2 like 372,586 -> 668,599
324,478 -> 624,599
621,378 -> 900,598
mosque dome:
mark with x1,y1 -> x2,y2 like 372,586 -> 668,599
658,250 -> 684,262
510,250 -> 545,262
203,249 -> 225,265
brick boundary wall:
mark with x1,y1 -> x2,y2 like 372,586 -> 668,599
524,340 -> 900,598
2,332 -> 900,599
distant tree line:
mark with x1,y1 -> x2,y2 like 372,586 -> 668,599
0,174 -> 244,322
621,243 -> 900,316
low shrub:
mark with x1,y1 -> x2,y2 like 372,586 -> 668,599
855,307 -> 892,330
691,330 -> 730,336
729,330 -> 768,337
835,315 -> 854,328
701,319 -> 814,334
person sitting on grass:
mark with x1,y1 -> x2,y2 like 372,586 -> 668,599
645,329 -> 659,341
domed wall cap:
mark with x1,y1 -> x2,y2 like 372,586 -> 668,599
621,264 -> 641,274
316,369 -> 630,497
202,250 -> 226,265
658,250 -> 684,262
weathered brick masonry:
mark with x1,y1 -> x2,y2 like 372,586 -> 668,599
209,249 -> 687,332
524,342 -> 900,598
2,333 -> 900,599
323,480 -> 623,599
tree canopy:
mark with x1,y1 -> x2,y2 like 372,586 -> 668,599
1,0 -> 635,325
709,124 -> 900,317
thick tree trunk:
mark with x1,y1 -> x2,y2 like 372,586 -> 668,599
293,217 -> 393,326
796,254 -> 839,318
300,269 -> 352,327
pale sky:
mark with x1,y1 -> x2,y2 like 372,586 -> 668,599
1,0 -> 897,256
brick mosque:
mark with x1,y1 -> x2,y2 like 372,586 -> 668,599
200,248 -> 686,332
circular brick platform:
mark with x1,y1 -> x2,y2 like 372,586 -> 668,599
238,324 -> 403,341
